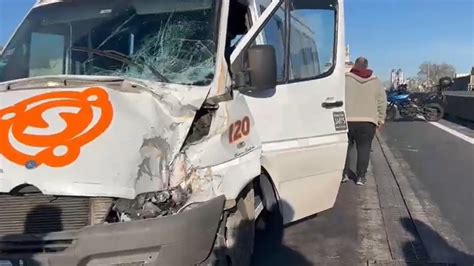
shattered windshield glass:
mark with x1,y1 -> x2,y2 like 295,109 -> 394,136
0,0 -> 218,85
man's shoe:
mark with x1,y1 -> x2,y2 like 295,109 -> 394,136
341,174 -> 349,183
356,176 -> 367,186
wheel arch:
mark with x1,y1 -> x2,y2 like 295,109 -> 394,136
255,167 -> 280,214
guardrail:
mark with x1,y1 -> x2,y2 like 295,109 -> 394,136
444,91 -> 474,121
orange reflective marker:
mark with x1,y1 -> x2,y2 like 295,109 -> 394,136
0,87 -> 113,168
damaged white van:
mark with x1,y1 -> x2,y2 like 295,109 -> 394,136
0,0 -> 347,265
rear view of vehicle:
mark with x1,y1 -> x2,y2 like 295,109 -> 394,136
386,91 -> 414,120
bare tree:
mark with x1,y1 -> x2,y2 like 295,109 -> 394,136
406,77 -> 423,92
417,62 -> 456,88
382,80 -> 392,90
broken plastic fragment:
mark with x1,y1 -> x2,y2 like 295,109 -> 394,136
109,187 -> 190,222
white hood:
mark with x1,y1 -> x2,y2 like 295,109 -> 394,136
0,79 -> 208,198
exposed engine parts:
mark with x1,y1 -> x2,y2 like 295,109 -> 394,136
107,187 -> 190,222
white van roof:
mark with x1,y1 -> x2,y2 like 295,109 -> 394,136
35,0 -> 67,7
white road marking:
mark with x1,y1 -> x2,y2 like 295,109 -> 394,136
400,148 -> 419,152
428,121 -> 474,144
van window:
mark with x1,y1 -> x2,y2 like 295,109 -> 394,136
30,32 -> 65,77
289,0 -> 336,81
259,6 -> 286,82
0,0 -> 218,85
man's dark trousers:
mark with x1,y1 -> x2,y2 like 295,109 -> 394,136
344,122 -> 376,178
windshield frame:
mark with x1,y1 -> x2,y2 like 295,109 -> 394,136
0,0 -> 224,87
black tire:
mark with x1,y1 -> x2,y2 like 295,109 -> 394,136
225,188 -> 255,266
386,105 -> 396,121
255,174 -> 279,228
400,110 -> 417,120
423,103 -> 444,122
206,175 -> 279,266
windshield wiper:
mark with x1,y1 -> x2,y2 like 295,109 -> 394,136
71,47 -> 169,83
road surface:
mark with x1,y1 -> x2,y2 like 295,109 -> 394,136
252,117 -> 474,265
381,118 -> 474,252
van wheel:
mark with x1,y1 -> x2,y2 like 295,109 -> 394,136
225,187 -> 255,266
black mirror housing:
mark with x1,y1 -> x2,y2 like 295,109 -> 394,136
234,45 -> 277,92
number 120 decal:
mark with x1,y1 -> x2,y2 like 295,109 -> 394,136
229,116 -> 251,144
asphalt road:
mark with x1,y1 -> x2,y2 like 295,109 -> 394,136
252,164 -> 391,266
381,118 -> 474,252
251,117 -> 473,265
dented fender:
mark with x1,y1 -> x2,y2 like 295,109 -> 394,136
183,92 -> 262,203
0,78 -> 210,199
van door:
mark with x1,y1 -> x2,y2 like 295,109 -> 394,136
233,0 -> 347,223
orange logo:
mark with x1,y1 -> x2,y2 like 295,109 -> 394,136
0,87 -> 113,168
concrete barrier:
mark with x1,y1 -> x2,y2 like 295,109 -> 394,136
444,91 -> 474,121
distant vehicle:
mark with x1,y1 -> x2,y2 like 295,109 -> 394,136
386,78 -> 452,122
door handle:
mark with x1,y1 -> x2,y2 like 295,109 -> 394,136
322,101 -> 343,109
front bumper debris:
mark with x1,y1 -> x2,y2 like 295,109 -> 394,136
0,196 -> 225,266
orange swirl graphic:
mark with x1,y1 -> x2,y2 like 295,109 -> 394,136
0,87 -> 113,168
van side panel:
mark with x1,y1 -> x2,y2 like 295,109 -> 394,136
243,0 -> 347,223
261,135 -> 347,223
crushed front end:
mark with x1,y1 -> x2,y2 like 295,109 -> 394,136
0,0 -> 234,264
0,79 -> 227,265
0,188 -> 224,266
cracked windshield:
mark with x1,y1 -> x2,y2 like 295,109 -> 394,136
0,0 -> 218,85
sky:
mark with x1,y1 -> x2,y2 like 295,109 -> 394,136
344,0 -> 473,80
0,0 -> 473,81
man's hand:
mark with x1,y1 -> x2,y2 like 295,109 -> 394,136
377,123 -> 384,131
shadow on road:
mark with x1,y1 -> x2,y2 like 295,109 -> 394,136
401,217 -> 474,265
252,201 -> 312,266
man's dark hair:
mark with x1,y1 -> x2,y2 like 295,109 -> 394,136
354,57 -> 369,69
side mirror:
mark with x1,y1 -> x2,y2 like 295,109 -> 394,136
439,77 -> 453,89
234,45 -> 277,92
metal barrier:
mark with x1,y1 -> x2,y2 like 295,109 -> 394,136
444,91 -> 474,121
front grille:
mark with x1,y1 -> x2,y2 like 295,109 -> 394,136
0,234 -> 75,254
0,193 -> 91,236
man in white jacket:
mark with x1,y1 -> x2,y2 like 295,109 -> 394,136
342,57 -> 387,185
